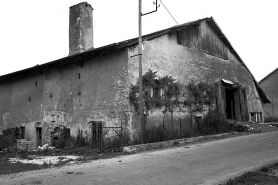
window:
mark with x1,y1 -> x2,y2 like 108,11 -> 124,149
153,85 -> 160,97
51,115 -> 55,123
78,73 -> 81,79
35,81 -> 38,86
151,80 -> 163,98
20,127 -> 25,139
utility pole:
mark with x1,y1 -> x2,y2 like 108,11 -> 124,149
138,0 -> 159,143
138,0 -> 144,143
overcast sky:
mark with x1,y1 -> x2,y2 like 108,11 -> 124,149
0,0 -> 277,81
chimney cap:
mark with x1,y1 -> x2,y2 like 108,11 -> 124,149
70,2 -> 93,10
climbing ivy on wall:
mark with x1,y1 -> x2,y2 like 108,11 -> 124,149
184,79 -> 216,113
129,69 -> 182,117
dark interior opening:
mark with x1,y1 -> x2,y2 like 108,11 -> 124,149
20,127 -> 25,139
36,127 -> 42,147
225,88 -> 235,119
91,122 -> 103,144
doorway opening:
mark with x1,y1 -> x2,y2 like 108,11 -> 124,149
36,127 -> 42,147
221,81 -> 249,121
20,127 -> 25,139
91,122 -> 103,144
225,88 -> 235,119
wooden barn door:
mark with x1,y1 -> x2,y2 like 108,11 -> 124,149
239,88 -> 249,121
234,89 -> 242,120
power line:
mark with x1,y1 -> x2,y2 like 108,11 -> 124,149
159,0 -> 179,25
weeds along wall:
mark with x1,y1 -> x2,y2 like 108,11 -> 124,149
0,49 -> 131,150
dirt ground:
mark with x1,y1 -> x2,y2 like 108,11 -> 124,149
0,146 -> 122,175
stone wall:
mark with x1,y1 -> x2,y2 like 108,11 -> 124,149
0,49 -> 130,149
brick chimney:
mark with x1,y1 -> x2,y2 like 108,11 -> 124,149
69,2 -> 94,56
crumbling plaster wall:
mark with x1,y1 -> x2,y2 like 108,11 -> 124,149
0,49 -> 131,149
0,81 -> 12,132
127,21 -> 263,137
69,2 -> 94,55
0,72 -> 44,130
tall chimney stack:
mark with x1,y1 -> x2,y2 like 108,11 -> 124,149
69,2 -> 94,56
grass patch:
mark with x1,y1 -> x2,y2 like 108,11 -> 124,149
267,123 -> 278,128
225,172 -> 278,185
224,163 -> 278,185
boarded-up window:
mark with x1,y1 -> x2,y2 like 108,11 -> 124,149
177,25 -> 200,48
177,22 -> 228,60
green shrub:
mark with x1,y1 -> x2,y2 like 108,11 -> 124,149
104,136 -> 123,150
18,151 -> 29,159
144,124 -> 173,143
51,126 -> 91,149
51,126 -> 71,148
183,129 -> 195,138
265,117 -> 278,123
195,110 -> 249,135
0,135 -> 17,151
229,123 -> 249,132
195,110 -> 230,135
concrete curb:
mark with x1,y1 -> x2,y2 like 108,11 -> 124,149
123,132 -> 238,154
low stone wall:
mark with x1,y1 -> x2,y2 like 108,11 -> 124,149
123,132 -> 236,154
17,139 -> 34,151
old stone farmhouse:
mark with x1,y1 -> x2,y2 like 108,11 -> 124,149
0,2 -> 270,149
259,68 -> 278,120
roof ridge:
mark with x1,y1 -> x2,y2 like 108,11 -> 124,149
259,67 -> 278,84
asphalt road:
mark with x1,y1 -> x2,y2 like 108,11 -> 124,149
2,131 -> 278,185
